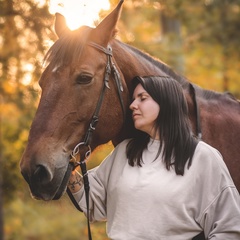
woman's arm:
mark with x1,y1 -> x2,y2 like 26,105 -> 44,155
67,140 -> 130,222
194,143 -> 240,239
202,186 -> 240,239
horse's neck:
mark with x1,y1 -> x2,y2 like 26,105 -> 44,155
112,40 -> 188,89
111,40 -> 239,125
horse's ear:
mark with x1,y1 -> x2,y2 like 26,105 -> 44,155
54,13 -> 70,38
93,0 -> 124,45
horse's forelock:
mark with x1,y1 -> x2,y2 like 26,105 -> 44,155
43,26 -> 93,68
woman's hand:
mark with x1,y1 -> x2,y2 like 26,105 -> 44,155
67,170 -> 83,193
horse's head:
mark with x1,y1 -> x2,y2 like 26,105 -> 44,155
20,0 -> 128,201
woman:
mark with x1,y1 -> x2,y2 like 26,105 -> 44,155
68,76 -> 240,239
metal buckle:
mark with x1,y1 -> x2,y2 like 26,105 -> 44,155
69,142 -> 91,167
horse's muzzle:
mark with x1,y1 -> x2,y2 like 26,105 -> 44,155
21,160 -> 72,201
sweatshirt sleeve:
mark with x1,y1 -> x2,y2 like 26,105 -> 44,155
201,186 -> 240,239
195,143 -> 240,239
72,158 -> 111,222
72,140 -> 129,222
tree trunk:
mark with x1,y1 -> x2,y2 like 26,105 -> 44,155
220,0 -> 229,92
160,11 -> 185,74
0,172 -> 3,240
0,104 -> 4,240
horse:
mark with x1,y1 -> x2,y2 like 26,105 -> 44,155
20,1 -> 240,239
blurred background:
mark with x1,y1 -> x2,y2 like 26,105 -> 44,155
1,0 -> 240,239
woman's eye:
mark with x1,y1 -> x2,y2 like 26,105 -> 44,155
75,75 -> 92,84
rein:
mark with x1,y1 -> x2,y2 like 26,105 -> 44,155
189,83 -> 202,140
67,41 -> 126,240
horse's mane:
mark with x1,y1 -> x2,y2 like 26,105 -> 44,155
119,41 -> 240,103
44,26 -> 92,67
190,82 -> 239,103
119,41 -> 188,86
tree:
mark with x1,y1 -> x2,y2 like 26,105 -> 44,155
111,0 -> 240,96
0,0 -> 55,237
0,105 -> 3,240
169,0 -> 240,95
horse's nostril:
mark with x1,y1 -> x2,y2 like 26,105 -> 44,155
21,170 -> 30,185
32,165 -> 52,185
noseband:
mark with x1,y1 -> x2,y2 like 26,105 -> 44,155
67,41 -> 126,240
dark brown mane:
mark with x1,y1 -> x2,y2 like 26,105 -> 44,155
119,41 -> 240,104
119,41 -> 189,87
195,85 -> 240,103
201,89 -> 224,100
44,26 -> 92,67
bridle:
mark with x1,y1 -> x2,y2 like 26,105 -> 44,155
67,41 -> 126,240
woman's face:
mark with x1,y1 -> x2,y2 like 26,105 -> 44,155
130,83 -> 160,139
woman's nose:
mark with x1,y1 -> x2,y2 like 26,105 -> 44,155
129,100 -> 137,110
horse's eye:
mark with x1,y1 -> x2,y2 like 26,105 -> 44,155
75,74 -> 92,84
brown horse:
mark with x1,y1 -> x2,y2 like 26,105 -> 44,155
20,0 -> 239,206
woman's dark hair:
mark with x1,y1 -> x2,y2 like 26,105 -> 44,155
126,76 -> 198,175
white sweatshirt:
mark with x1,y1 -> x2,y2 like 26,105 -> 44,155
73,140 -> 240,240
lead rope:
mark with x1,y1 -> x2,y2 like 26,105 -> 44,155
80,159 -> 92,240
68,142 -> 92,240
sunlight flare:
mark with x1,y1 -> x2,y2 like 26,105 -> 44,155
49,0 -> 110,29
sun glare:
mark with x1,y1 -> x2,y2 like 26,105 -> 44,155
49,0 -> 110,30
